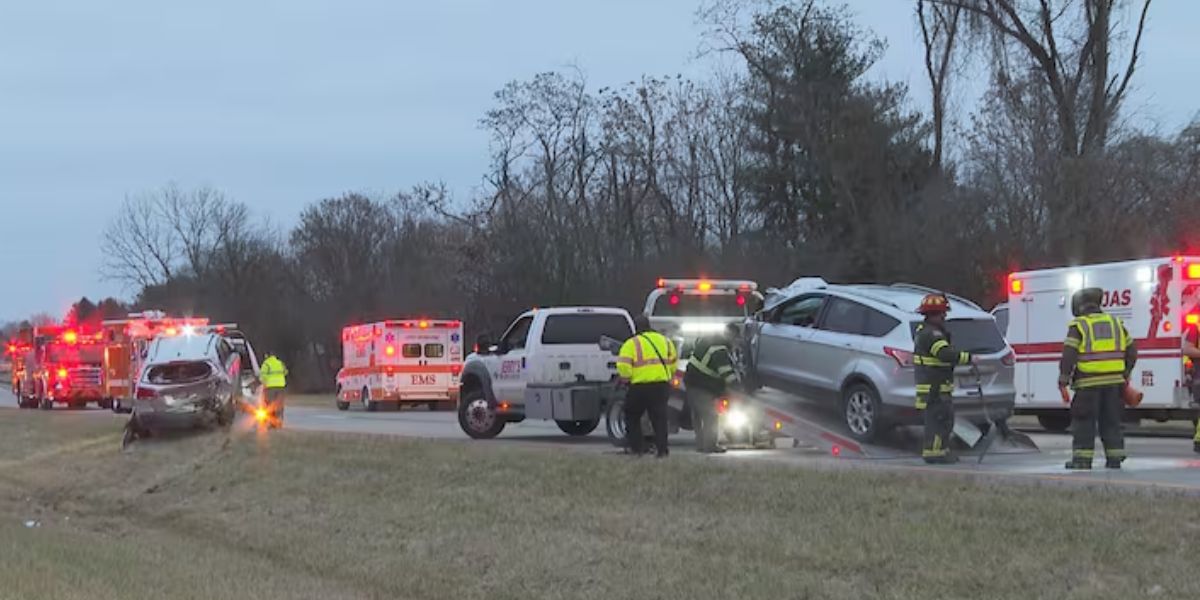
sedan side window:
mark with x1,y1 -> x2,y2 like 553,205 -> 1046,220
776,296 -> 825,328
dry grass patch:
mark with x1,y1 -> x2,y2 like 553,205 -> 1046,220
0,412 -> 1194,600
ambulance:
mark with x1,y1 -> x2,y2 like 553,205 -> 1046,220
336,319 -> 464,412
1005,257 -> 1200,431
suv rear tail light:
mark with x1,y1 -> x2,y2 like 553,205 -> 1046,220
136,386 -> 157,399
1001,351 -> 1015,366
883,347 -> 914,368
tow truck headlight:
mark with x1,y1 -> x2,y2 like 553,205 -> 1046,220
680,322 -> 727,334
725,407 -> 749,429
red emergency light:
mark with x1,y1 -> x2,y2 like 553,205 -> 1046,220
1186,313 -> 1200,326
385,345 -> 396,356
668,295 -> 680,306
418,321 -> 429,329
697,281 -> 713,292
1186,263 -> 1200,280
62,330 -> 78,344
736,295 -> 747,307
656,278 -> 666,288
1009,276 -> 1023,295
56,368 -> 68,380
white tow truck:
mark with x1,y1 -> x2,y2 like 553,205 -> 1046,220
457,307 -> 634,439
1006,257 -> 1200,431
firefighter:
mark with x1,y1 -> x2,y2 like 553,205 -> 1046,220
684,323 -> 740,454
616,314 -> 678,458
914,293 -> 974,464
260,353 -> 289,428
1058,287 -> 1138,470
1183,322 -> 1200,454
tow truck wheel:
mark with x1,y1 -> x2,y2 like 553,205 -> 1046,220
99,398 -> 114,410
605,399 -> 628,447
361,387 -> 379,412
556,419 -> 600,436
336,400 -> 349,411
457,388 -> 505,439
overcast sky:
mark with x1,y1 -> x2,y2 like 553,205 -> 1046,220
2,0 -> 1196,323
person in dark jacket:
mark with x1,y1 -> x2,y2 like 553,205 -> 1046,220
685,323 -> 739,454
913,294 -> 975,464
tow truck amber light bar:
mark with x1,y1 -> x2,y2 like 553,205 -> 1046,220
657,278 -> 757,292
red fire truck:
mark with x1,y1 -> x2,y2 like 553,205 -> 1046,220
14,325 -> 108,410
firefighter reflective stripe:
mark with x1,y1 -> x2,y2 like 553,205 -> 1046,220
1074,374 -> 1127,389
1073,449 -> 1095,459
1193,423 -> 1200,444
1075,314 -> 1127,375
914,355 -> 951,367
1106,448 -> 1127,459
915,383 -> 953,394
930,339 -> 950,356
922,435 -> 946,458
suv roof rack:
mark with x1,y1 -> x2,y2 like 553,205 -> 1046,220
836,287 -> 903,311
888,283 -> 983,311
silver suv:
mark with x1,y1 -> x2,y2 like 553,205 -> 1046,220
743,281 -> 1015,442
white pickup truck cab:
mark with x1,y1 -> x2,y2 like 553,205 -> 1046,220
457,307 -> 634,439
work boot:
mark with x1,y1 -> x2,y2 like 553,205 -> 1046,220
1194,442 -> 1200,454
1064,460 -> 1092,470
923,455 -> 951,465
712,445 -> 727,454
1105,458 -> 1123,470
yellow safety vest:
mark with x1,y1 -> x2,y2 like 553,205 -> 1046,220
260,356 -> 288,389
617,332 -> 678,385
1066,313 -> 1129,389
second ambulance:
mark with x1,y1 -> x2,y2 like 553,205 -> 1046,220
337,319 -> 464,411
1004,257 -> 1200,431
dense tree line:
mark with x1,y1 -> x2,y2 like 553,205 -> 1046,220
71,0 -> 1195,391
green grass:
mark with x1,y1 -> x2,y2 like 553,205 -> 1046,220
0,412 -> 1196,599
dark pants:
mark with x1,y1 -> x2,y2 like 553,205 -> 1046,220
921,390 -> 953,460
266,387 -> 286,420
625,382 -> 670,456
688,388 -> 720,452
1070,385 -> 1125,463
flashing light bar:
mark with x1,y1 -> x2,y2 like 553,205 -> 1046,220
1009,276 -> 1023,295
657,278 -> 757,292
1186,263 -> 1200,280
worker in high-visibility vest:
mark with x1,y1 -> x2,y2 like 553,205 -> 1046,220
685,323 -> 740,454
1058,288 -> 1138,470
1183,323 -> 1200,454
259,353 -> 289,427
616,315 -> 677,458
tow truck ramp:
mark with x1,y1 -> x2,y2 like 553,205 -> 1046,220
743,388 -> 1040,461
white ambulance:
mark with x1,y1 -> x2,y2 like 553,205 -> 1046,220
1006,257 -> 1200,431
336,319 -> 464,412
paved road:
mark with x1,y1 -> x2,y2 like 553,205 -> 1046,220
5,387 -> 1200,492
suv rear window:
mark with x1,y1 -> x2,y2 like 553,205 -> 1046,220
909,319 -> 1008,354
541,314 -> 633,345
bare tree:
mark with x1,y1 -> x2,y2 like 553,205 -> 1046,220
931,0 -> 1152,158
101,191 -> 179,289
918,0 -> 964,170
